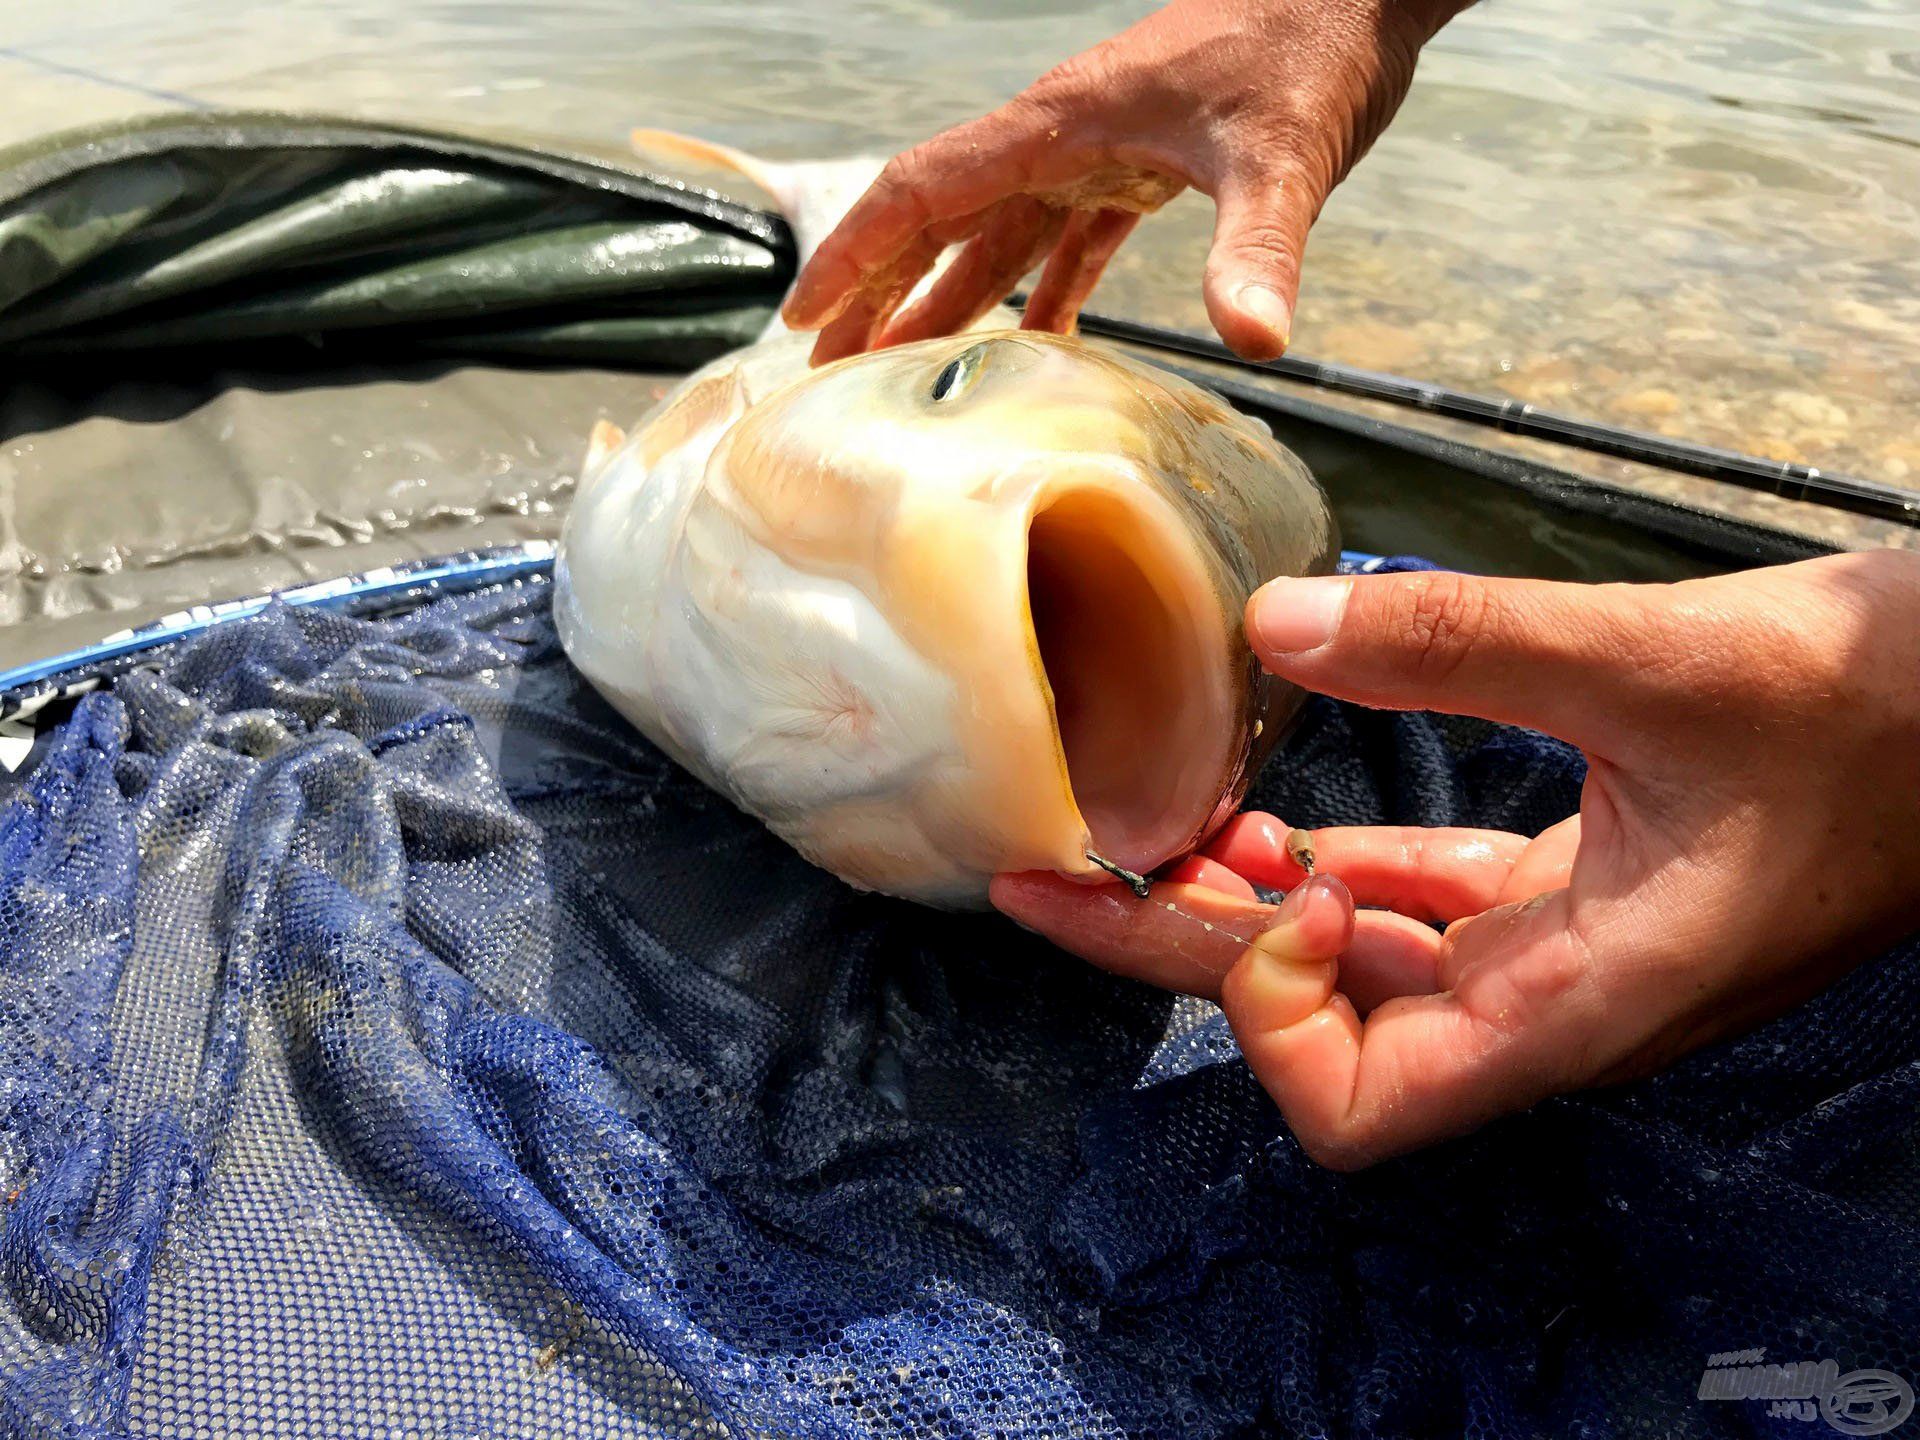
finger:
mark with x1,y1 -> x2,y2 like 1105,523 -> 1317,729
875,197 -> 1067,348
809,296 -> 889,368
1497,815 -> 1581,905
1341,910 -> 1447,1014
1223,889 -> 1590,1170
1202,165 -> 1322,361
783,113 -> 1046,331
996,868 -> 1440,1012
1020,207 -> 1140,333
1245,570 -> 1671,756
991,871 -> 1280,999
1199,811 -> 1308,887
1205,812 -> 1528,923
1161,854 -> 1257,901
807,228 -> 948,365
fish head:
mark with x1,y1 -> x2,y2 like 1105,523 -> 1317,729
599,329 -> 1335,904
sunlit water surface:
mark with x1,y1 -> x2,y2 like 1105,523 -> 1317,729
3,0 -> 1917,486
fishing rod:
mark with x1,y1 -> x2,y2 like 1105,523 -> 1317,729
1027,303 -> 1920,528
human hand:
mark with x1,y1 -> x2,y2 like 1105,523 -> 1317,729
994,551 -> 1920,1169
782,0 -> 1469,365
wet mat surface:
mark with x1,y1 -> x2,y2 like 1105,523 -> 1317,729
0,578 -> 1912,1437
0,364 -> 667,667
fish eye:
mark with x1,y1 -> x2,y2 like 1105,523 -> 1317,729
930,343 -> 988,403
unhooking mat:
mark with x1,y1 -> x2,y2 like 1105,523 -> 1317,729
0,569 -> 1914,1440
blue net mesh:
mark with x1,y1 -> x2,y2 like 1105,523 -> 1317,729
0,564 -> 1913,1439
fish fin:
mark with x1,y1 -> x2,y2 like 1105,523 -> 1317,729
633,367 -> 752,470
584,419 -> 627,478
629,128 -> 893,275
629,130 -> 986,331
630,128 -> 791,209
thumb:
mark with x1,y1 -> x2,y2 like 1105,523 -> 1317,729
1223,887 -> 1594,1169
1203,168 -> 1320,361
1246,569 -> 1678,756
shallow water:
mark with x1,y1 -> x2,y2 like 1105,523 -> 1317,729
3,0 -> 1917,488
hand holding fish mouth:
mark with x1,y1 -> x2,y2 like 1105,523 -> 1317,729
995,550 -> 1920,1170
781,0 -> 1471,366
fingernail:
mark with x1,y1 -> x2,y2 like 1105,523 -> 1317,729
1234,283 -> 1292,351
1249,576 -> 1350,655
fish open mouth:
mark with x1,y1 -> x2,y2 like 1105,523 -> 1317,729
1026,489 -> 1237,878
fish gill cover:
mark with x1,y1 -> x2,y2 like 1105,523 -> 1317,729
0,564 -> 1912,1439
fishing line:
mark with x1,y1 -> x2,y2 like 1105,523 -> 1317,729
1087,836 -> 1323,953
0,46 -> 213,111
1084,849 -> 1238,944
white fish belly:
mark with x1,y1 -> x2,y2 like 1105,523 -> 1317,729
556,351 -> 985,903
